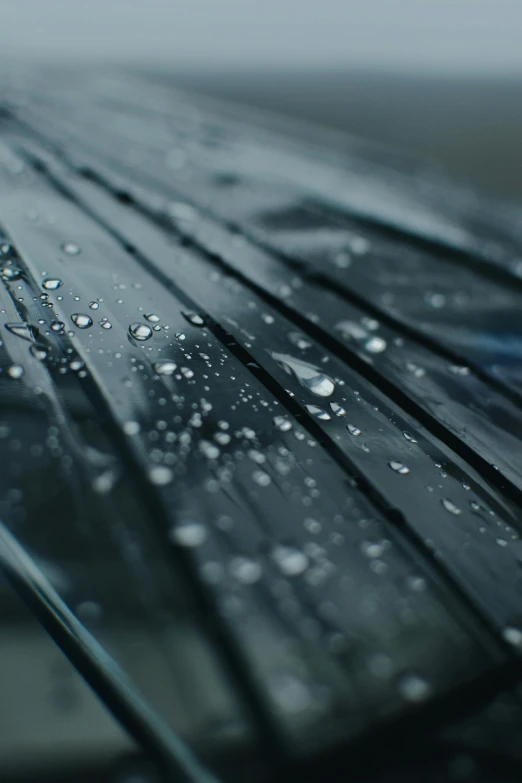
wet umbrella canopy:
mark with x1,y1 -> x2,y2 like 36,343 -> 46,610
1,66 -> 522,783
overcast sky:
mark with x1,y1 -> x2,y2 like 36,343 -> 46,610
2,0 -> 522,73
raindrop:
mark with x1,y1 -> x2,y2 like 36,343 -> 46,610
148,465 -> 173,486
100,319 -> 112,329
252,470 -> 271,487
30,344 -> 48,361
398,673 -> 431,702
89,301 -> 99,310
347,424 -> 361,436
42,278 -> 63,291
170,521 -> 207,547
389,461 -> 410,475
229,556 -> 262,584
62,243 -> 81,255
199,440 -> 220,460
153,360 -> 177,376
502,626 -> 522,648
129,323 -> 153,341
5,323 -> 34,342
273,415 -> 292,432
329,402 -> 346,417
262,313 -> 274,324
214,432 -> 231,445
71,313 -> 93,329
450,365 -> 470,376
50,321 -> 65,333
145,313 -> 160,323
403,431 -> 417,443
7,364 -> 24,379
123,421 -> 140,436
425,292 -> 445,308
272,545 -> 309,576
69,359 -> 84,371
270,352 -> 335,396
1,267 -> 22,281
441,498 -> 462,515
288,332 -> 312,350
305,404 -> 331,421
182,311 -> 205,326
365,336 -> 387,353
335,320 -> 368,340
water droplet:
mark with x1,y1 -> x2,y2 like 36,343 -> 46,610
335,320 -> 368,340
262,313 -> 275,324
30,343 -> 48,360
329,402 -> 346,417
273,415 -> 292,432
305,404 -> 331,421
199,440 -> 220,459
502,626 -> 522,648
365,336 -> 387,353
229,556 -> 262,584
145,313 -> 160,323
1,267 -> 22,281
5,322 -> 35,342
50,321 -> 65,332
272,545 -> 309,576
7,364 -> 24,379
123,421 -> 140,436
170,521 -> 207,547
347,424 -> 361,436
153,360 -> 177,376
389,461 -> 410,475
148,465 -> 173,486
270,352 -> 335,396
441,498 -> 461,515
252,470 -> 271,487
214,431 -> 231,445
69,359 -> 84,371
100,319 -> 112,329
129,323 -> 153,341
42,278 -> 63,290
89,301 -> 99,310
288,332 -> 311,350
62,243 -> 81,255
398,673 -> 431,702
71,313 -> 93,329
403,431 -> 417,443
450,365 -> 470,376
182,311 -> 205,326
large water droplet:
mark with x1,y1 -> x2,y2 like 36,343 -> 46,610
305,404 -> 331,421
71,313 -> 93,329
144,313 -> 160,323
441,498 -> 462,515
347,423 -> 361,436
270,352 -> 335,397
1,267 -> 22,281
50,321 -> 65,333
129,323 -> 153,341
5,323 -> 35,342
389,461 -> 410,475
42,278 -> 63,290
272,545 -> 309,576
154,360 -> 177,376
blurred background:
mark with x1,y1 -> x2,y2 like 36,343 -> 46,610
2,0 -> 522,201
